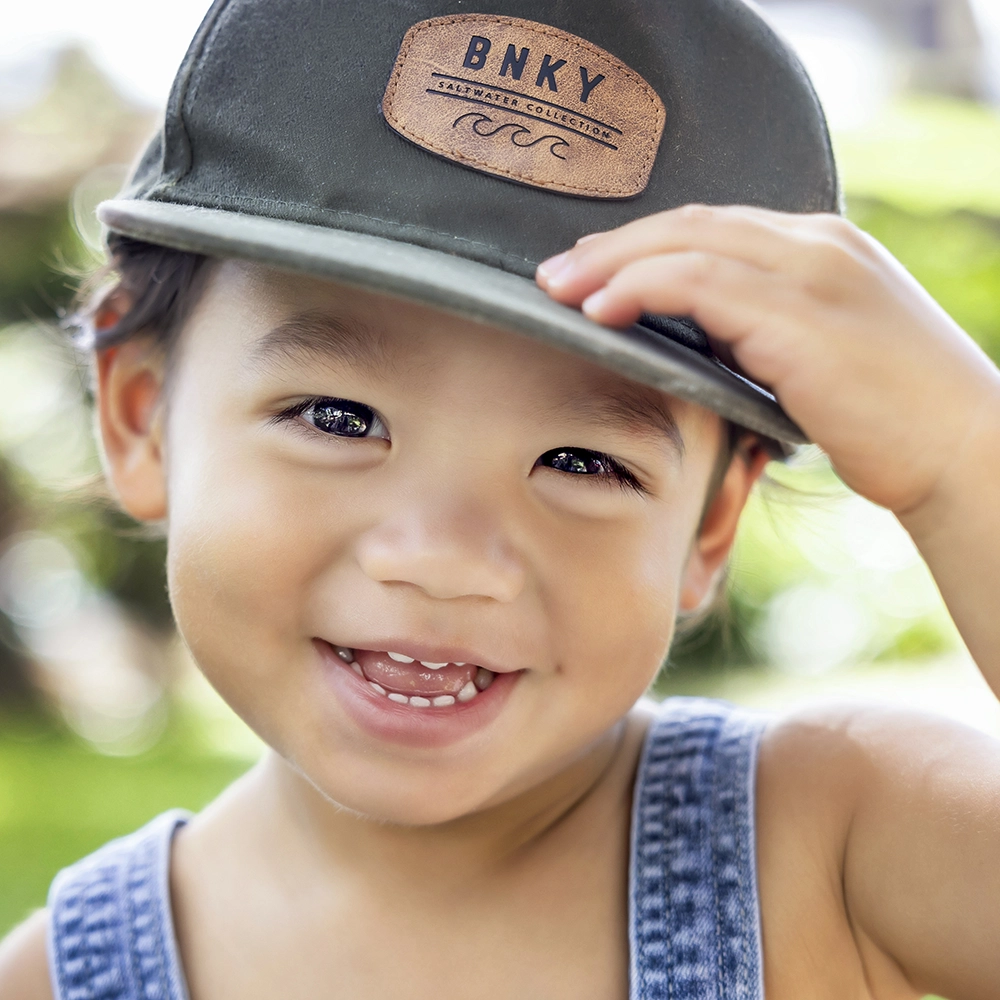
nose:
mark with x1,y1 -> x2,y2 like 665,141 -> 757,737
355,497 -> 526,603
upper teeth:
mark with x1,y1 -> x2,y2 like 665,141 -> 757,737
387,651 -> 456,670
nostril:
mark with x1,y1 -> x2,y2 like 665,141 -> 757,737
355,528 -> 525,603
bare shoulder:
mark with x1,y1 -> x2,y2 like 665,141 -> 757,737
756,701 -> 1000,999
758,697 -> 1000,809
758,699 -> 1000,824
756,701 -> 881,826
0,909 -> 54,1000
755,703 -> 889,877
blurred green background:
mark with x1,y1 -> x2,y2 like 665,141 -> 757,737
0,13 -> 998,1000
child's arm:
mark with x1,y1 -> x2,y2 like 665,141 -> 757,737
537,205 -> 1000,691
537,205 -> 1000,998
0,909 -> 54,999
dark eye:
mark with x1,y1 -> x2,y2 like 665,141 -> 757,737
308,400 -> 373,436
543,449 -> 613,475
537,448 -> 644,492
276,397 -> 389,439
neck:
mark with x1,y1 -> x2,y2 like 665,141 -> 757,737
247,716 -> 639,889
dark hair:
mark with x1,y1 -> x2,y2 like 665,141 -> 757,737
72,236 -> 209,353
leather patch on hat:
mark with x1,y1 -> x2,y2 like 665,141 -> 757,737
382,15 -> 665,199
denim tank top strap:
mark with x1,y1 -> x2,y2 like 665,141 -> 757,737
47,809 -> 192,1000
629,697 -> 769,1000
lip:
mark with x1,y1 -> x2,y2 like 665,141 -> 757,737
315,639 -> 523,749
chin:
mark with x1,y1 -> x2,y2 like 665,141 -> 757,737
303,757 -> 506,826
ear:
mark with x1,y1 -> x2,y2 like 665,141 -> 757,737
94,324 -> 169,523
679,442 -> 770,613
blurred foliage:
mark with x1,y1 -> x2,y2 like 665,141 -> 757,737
0,454 -> 39,708
884,617 -> 953,661
0,315 -> 173,708
834,97 -> 1000,217
50,504 -> 172,631
0,208 -> 78,324
850,199 -> 1000,362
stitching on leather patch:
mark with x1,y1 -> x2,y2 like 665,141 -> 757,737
382,15 -> 666,199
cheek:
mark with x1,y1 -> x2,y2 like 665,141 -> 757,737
542,502 -> 698,713
162,430 -> 358,729
541,430 -> 716,716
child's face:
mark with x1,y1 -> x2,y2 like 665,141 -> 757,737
102,260 -> 755,825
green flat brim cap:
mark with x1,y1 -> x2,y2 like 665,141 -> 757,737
98,0 -> 840,447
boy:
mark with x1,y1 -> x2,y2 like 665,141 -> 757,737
2,1 -> 1000,997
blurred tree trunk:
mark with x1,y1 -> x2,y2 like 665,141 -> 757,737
0,455 -> 39,711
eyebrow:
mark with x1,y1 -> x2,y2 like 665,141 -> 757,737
245,310 -> 393,376
564,387 -> 686,457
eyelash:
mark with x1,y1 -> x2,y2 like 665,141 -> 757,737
271,397 -> 646,494
536,448 -> 647,495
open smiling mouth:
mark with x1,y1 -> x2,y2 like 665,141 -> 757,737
330,645 -> 500,708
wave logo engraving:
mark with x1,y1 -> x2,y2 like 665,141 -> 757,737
452,112 -> 570,160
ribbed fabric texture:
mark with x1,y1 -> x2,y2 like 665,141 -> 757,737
48,698 -> 766,1000
629,698 -> 767,999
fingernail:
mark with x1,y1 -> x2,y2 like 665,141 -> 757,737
575,231 -> 604,245
537,251 -> 573,286
582,288 -> 609,317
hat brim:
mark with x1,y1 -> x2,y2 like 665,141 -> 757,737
97,199 -> 805,447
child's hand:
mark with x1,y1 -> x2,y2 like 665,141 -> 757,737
536,204 -> 1000,519
538,202 -> 1000,694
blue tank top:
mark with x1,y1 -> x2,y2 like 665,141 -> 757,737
47,697 -> 767,1000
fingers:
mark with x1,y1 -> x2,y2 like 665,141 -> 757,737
577,250 -> 811,389
537,204 -> 864,307
580,250 -> 774,332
